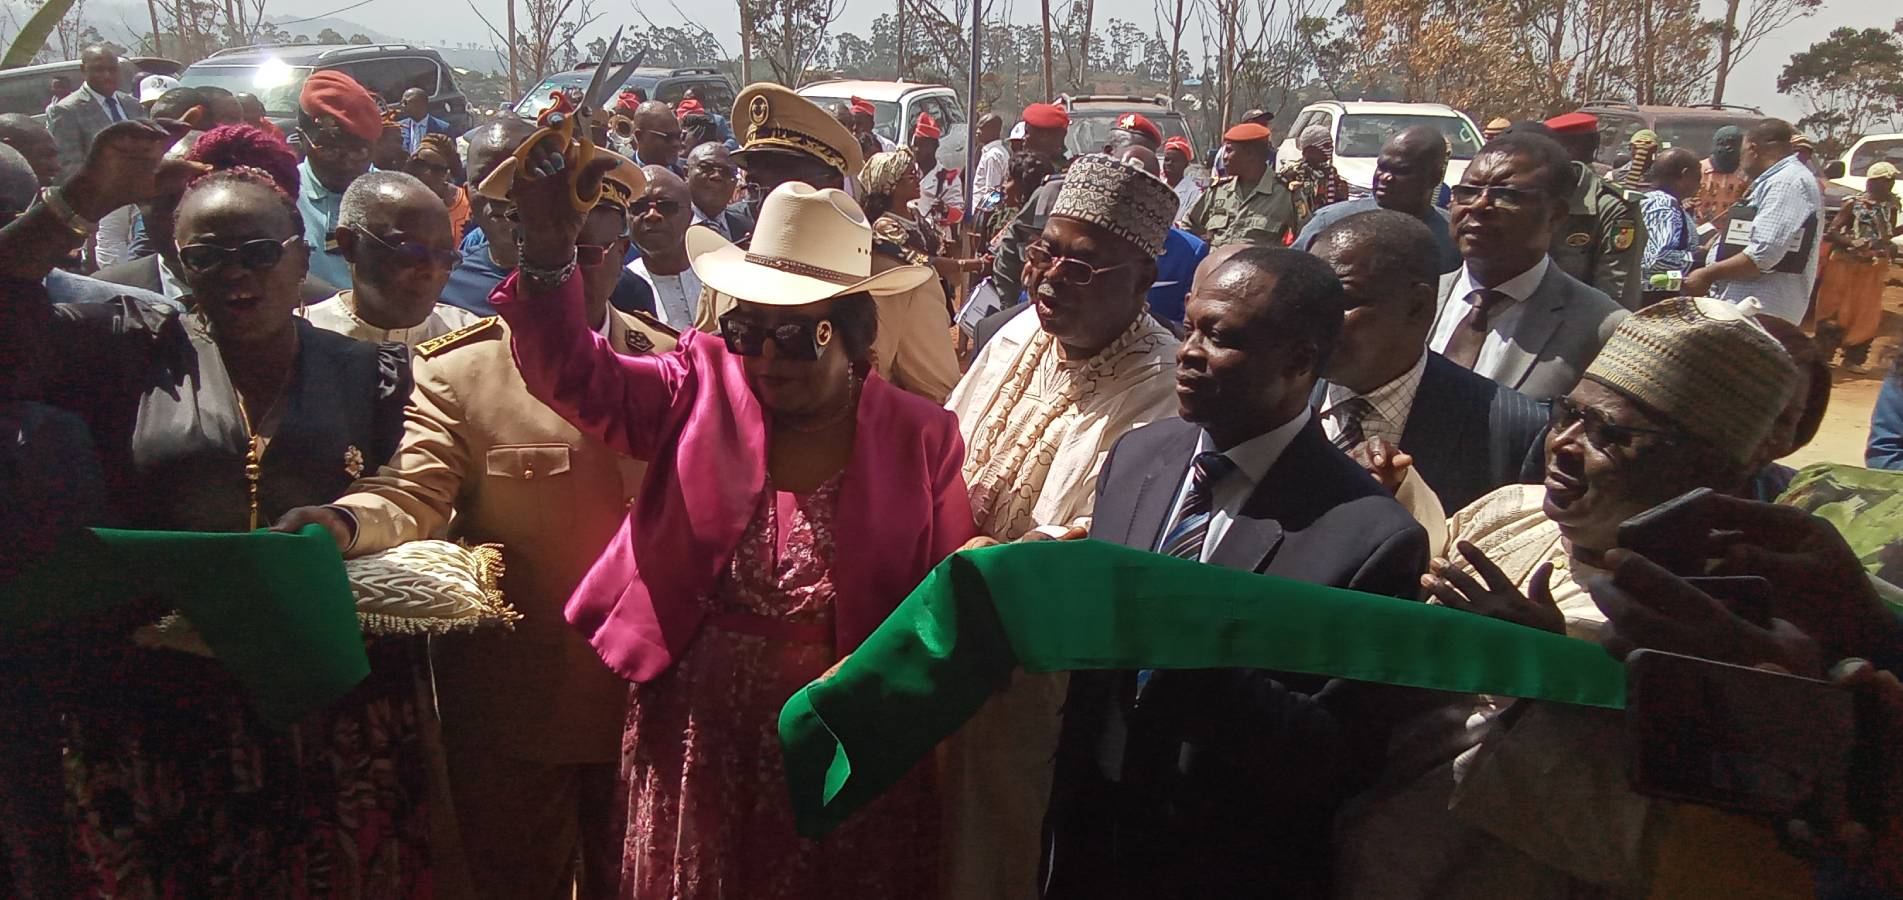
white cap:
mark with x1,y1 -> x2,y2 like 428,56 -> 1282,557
1008,121 -> 1027,141
138,74 -> 179,104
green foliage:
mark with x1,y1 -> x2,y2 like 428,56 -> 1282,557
2,0 -> 79,68
1779,26 -> 1903,153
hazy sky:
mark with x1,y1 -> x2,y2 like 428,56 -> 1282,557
335,0 -> 1895,120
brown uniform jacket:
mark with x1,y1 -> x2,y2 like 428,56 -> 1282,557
335,310 -> 677,764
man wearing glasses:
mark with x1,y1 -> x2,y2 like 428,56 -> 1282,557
295,70 -> 383,289
1429,132 -> 1627,401
683,141 -> 751,241
628,100 -> 686,175
298,170 -> 478,347
941,152 -> 1185,900
623,166 -> 702,328
274,154 -> 674,900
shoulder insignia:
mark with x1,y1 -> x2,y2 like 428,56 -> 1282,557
1611,223 -> 1636,252
415,316 -> 502,358
623,309 -> 679,352
872,237 -> 929,266
1565,232 -> 1592,247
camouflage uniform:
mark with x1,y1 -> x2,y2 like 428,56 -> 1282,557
1183,170 -> 1303,248
1550,161 -> 1646,310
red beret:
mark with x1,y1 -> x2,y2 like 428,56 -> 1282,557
298,70 -> 382,143
1223,122 -> 1272,142
1115,112 -> 1162,144
913,111 -> 942,140
1163,136 -> 1193,159
1544,111 -> 1599,134
1021,102 -> 1069,129
675,97 -> 705,118
849,96 -> 877,117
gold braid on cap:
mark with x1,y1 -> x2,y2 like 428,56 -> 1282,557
743,126 -> 848,175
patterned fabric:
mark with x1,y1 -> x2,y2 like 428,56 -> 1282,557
1321,351 -> 1426,450
1640,190 -> 1697,276
859,149 -> 917,198
1840,192 -> 1900,249
1691,159 -> 1749,225
298,292 -> 482,349
620,476 -> 936,899
1048,153 -> 1178,256
1277,159 -> 1349,221
1583,296 -> 1797,461
1710,153 -> 1824,324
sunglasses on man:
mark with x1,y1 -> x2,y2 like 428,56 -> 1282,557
718,311 -> 836,361
299,129 -> 372,161
351,226 -> 461,270
176,235 -> 306,274
1449,183 -> 1549,211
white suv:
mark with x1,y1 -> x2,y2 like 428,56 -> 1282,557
795,80 -> 968,172
1277,101 -> 1484,196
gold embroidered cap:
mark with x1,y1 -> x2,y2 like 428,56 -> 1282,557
1582,296 -> 1797,462
730,83 -> 864,179
1048,153 -> 1178,257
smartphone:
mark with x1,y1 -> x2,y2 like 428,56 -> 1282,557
1625,649 -> 1853,816
1617,487 -> 1718,574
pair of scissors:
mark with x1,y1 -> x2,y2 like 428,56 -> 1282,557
482,27 -> 644,210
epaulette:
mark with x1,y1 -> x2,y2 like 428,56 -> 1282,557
415,316 -> 502,358
1211,175 -> 1237,186
625,308 -> 679,340
872,237 -> 929,266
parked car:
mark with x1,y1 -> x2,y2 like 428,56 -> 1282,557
1826,133 -> 1903,195
1057,93 -> 1196,161
0,56 -> 181,121
1575,101 -> 1763,166
513,64 -> 735,124
180,44 -> 473,136
1278,101 -> 1483,195
797,80 -> 968,172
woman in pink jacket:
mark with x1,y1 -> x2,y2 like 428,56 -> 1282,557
492,141 -> 976,899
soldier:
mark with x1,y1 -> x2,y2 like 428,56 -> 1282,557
1528,113 -> 1646,310
274,154 -> 677,900
698,83 -> 960,402
1183,121 -> 1301,248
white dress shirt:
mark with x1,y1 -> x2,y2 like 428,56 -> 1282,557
81,83 -> 126,121
1320,350 -> 1427,448
1156,408 -> 1312,562
626,256 -> 702,330
1429,256 -> 1551,375
972,140 -> 1010,199
692,206 -> 730,240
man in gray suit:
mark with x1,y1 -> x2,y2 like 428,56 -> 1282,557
1431,132 -> 1628,401
46,46 -> 140,180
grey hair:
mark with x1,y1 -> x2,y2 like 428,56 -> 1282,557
338,170 -> 439,230
0,143 -> 36,211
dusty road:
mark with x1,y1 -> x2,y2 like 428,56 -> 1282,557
1785,277 -> 1901,469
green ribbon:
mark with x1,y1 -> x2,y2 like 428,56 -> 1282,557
777,539 -> 1626,838
2,525 -> 369,728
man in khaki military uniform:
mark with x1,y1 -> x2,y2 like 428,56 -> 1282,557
1536,113 -> 1646,310
1183,121 -> 1301,248
276,153 -> 675,900
694,82 -> 961,402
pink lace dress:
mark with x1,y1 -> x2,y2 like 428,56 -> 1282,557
620,475 -> 938,899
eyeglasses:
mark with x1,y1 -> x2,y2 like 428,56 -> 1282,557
575,241 -> 623,268
629,198 -> 683,218
1548,397 -> 1692,455
1449,183 -> 1548,211
718,311 -> 834,361
692,162 -> 738,180
299,129 -> 372,161
351,227 -> 460,270
176,235 -> 305,273
1024,242 -> 1135,285
637,128 -> 684,144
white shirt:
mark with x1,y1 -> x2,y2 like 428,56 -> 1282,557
80,83 -> 126,121
1430,256 -> 1551,375
626,256 -> 702,330
1320,350 -> 1427,448
972,140 -> 1010,198
1173,176 -> 1204,220
93,205 -> 137,268
1711,153 -> 1824,324
158,255 -> 187,301
1156,408 -> 1312,562
296,292 -> 481,349
692,207 -> 731,240
916,164 -> 966,217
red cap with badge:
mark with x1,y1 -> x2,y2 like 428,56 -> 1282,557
1163,136 -> 1194,160
1021,102 -> 1069,129
1222,122 -> 1272,143
1115,112 -> 1162,145
1544,111 -> 1599,134
914,112 -> 942,140
849,96 -> 877,117
298,70 -> 383,142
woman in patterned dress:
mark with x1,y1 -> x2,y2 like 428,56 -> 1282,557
491,139 -> 977,899
1814,162 -> 1899,370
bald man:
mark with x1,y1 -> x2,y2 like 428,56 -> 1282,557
47,45 -> 139,178
442,117 -> 539,315
301,170 -> 478,345
397,86 -> 451,154
1292,125 -> 1461,274
0,114 -> 61,185
630,100 -> 685,173
624,165 -> 702,329
684,141 -> 751,241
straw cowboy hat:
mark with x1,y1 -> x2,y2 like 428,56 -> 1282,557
686,182 -> 931,306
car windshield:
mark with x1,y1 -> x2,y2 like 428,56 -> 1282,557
513,72 -> 661,120
1066,110 -> 1192,156
1849,138 -> 1903,177
179,62 -> 311,117
1337,114 -> 1482,160
799,95 -> 900,141
1651,117 -> 1756,157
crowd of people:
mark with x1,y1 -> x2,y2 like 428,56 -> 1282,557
2,40 -> 1903,900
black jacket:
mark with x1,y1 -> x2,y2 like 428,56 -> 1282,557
1045,415 -> 1429,900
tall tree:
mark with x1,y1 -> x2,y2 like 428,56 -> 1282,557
1778,26 -> 1903,153
752,0 -> 845,85
1712,0 -> 1821,103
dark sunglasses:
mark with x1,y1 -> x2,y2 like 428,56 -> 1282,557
692,162 -> 738,180
1449,183 -> 1548,210
1548,397 -> 1691,455
638,128 -> 684,143
1025,242 -> 1134,285
718,311 -> 834,361
629,198 -> 683,218
576,241 -> 622,268
352,227 -> 460,270
176,235 -> 305,273
299,129 -> 372,161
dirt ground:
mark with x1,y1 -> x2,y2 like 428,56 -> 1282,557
1785,276 -> 1903,469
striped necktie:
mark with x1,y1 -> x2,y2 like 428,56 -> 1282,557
1331,396 -> 1372,453
1158,451 -> 1235,561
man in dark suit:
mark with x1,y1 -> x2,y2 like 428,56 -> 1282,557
46,46 -> 140,180
1045,246 -> 1430,900
1430,132 -> 1628,401
1309,208 -> 1547,514
395,88 -> 452,155
684,141 -> 753,241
